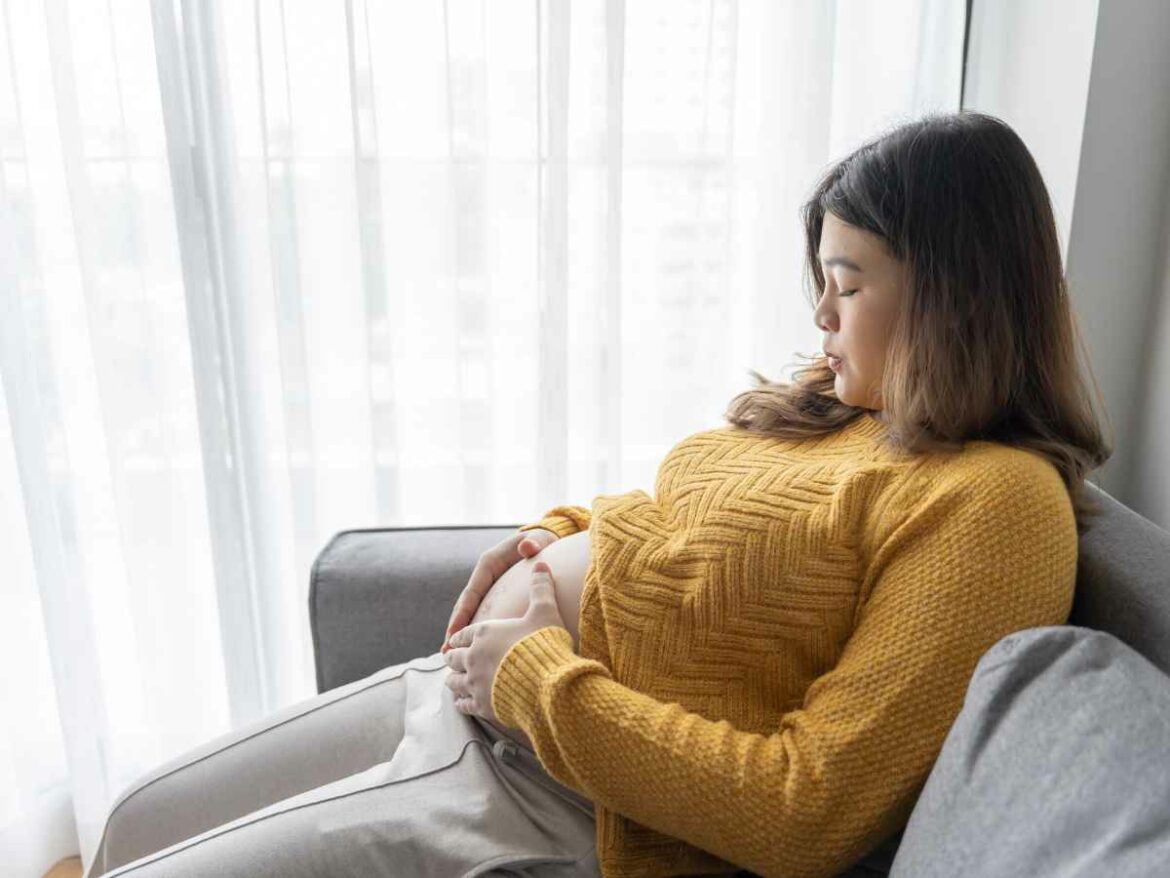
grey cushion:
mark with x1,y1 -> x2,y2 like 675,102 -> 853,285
889,625 -> 1170,877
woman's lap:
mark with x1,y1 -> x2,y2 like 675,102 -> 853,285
87,651 -> 598,878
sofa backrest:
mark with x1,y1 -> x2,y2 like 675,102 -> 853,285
1068,480 -> 1170,674
308,481 -> 1170,693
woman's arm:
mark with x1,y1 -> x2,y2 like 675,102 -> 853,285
491,459 -> 1078,877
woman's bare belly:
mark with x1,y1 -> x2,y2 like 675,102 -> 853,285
469,530 -> 592,751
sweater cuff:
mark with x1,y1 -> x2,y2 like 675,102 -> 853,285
517,518 -> 573,538
491,625 -> 579,730
517,505 -> 591,538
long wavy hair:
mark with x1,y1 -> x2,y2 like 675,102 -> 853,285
723,110 -> 1113,534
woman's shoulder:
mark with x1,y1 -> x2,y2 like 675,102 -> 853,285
950,437 -> 1065,484
912,438 -> 1073,527
862,440 -> 1078,578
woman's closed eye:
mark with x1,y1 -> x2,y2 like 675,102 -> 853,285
839,289 -> 858,297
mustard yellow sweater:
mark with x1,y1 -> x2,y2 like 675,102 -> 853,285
491,413 -> 1080,878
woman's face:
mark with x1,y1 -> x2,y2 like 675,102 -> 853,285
812,211 -> 907,415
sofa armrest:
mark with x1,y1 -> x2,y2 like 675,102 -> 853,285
309,524 -> 519,693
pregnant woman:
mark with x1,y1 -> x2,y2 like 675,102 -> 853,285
87,110 -> 1111,878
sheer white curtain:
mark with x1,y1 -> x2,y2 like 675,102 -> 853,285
0,0 -> 965,874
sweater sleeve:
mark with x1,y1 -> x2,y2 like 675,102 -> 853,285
517,504 -> 592,538
490,460 -> 1079,878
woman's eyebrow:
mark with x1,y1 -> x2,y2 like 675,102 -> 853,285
820,255 -> 864,272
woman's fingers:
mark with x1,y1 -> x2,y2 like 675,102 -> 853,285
443,530 -> 555,653
445,595 -> 470,637
517,529 -> 557,557
446,594 -> 477,637
443,558 -> 494,648
442,605 -> 471,653
444,611 -> 466,639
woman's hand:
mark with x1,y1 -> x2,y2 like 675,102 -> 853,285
443,560 -> 569,723
441,527 -> 559,654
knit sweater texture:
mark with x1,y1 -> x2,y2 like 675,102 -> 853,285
492,413 -> 1079,878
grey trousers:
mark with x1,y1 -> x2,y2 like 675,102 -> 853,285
85,651 -> 601,877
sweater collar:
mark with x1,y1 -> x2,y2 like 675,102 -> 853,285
846,411 -> 891,440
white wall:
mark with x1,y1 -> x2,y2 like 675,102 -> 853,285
963,0 -> 1170,530
962,0 -> 1099,264
1064,0 -> 1170,521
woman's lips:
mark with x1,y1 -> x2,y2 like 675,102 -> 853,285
828,356 -> 843,371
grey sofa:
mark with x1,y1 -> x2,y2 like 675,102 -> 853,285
309,480 -> 1170,876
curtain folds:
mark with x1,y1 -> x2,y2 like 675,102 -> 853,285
0,0 -> 965,873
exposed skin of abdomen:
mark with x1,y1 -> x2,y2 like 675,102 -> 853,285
469,530 -> 592,751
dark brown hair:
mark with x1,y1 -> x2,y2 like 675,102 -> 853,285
723,110 -> 1113,534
